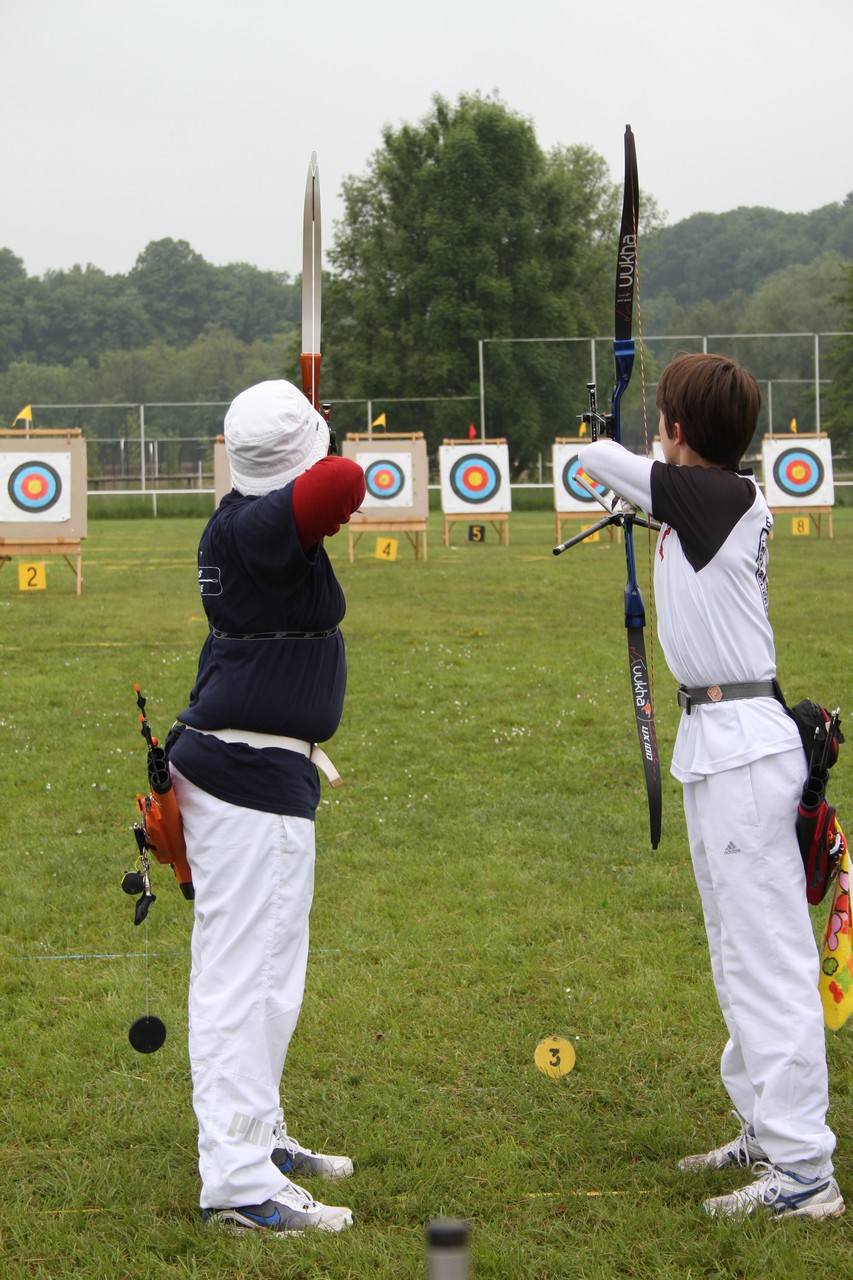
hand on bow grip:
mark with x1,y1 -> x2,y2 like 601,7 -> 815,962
611,494 -> 638,520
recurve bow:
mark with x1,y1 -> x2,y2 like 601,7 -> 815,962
554,125 -> 662,849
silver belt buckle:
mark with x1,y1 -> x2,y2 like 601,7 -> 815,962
677,686 -> 693,715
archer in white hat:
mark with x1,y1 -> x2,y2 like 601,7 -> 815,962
167,379 -> 366,1233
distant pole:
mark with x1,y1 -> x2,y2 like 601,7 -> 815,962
478,340 -> 485,439
426,1218 -> 469,1279
139,404 -> 146,494
814,333 -> 821,432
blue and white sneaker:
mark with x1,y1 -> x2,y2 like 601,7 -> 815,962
271,1118 -> 354,1181
202,1177 -> 353,1234
701,1163 -> 845,1220
679,1112 -> 767,1172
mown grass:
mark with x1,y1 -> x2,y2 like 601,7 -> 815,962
1,507 -> 851,1279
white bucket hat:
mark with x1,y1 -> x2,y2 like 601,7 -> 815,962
224,380 -> 331,496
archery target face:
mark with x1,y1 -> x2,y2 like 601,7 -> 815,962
439,444 -> 511,514
552,443 -> 612,512
761,438 -> 834,507
356,450 -> 413,509
0,451 -> 72,522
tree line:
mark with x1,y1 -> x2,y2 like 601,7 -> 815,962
1,93 -> 851,464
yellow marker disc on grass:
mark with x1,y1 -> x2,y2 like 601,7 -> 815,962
535,1035 -> 576,1078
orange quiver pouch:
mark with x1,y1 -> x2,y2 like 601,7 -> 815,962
136,781 -> 194,900
134,686 -> 194,900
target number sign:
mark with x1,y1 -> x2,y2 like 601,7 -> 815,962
375,537 -> 399,561
0,452 -> 72,523
761,438 -> 834,508
356,451 -> 414,510
439,444 -> 510,515
534,1035 -> 577,1079
552,443 -> 611,513
18,561 -> 46,591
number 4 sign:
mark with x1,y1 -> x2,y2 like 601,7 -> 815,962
375,537 -> 399,561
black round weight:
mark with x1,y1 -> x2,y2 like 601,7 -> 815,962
121,870 -> 146,895
129,1016 -> 166,1053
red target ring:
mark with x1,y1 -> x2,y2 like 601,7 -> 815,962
772,448 -> 824,499
8,461 -> 62,512
364,459 -> 405,501
449,453 -> 501,505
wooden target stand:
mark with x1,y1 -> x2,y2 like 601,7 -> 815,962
0,429 -> 86,595
345,432 -> 429,562
441,437 -> 510,546
769,507 -> 833,538
0,537 -> 83,594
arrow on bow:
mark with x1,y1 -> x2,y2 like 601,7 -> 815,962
301,151 -> 335,448
554,125 -> 662,849
301,151 -> 323,411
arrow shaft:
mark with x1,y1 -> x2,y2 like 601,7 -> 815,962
301,151 -> 322,409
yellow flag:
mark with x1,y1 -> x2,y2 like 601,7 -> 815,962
790,417 -> 797,433
819,825 -> 853,1030
578,421 -> 588,438
371,412 -> 387,429
13,403 -> 33,425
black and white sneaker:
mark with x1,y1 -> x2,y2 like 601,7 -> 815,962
678,1112 -> 767,1172
271,1118 -> 354,1181
202,1177 -> 353,1234
701,1163 -> 845,1220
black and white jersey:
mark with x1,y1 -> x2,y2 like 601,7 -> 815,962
578,441 -> 801,782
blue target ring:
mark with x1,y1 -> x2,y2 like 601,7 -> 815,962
772,448 -> 824,498
8,461 -> 62,512
364,459 -> 405,501
563,456 -> 607,503
449,453 -> 501,505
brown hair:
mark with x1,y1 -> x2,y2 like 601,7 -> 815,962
655,353 -> 761,468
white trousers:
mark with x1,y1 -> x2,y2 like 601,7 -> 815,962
683,748 -> 835,1176
171,768 -> 315,1208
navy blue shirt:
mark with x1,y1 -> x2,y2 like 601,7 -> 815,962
169,483 -> 347,818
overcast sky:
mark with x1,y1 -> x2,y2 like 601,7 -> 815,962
2,0 -> 850,281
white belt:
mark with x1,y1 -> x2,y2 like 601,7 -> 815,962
186,725 -> 342,787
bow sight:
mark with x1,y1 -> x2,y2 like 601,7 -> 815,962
581,382 -> 614,441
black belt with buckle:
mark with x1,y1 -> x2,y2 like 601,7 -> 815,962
676,680 -> 778,715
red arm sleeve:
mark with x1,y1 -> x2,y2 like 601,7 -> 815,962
291,455 -> 366,550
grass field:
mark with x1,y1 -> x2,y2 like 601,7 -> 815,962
1,507 -> 851,1279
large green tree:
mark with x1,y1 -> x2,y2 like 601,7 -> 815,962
325,93 -> 621,470
129,239 -> 299,350
823,259 -> 853,452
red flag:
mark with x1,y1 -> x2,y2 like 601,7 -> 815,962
468,423 -> 477,439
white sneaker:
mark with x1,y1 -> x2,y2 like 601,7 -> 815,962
678,1112 -> 767,1172
701,1163 -> 845,1220
202,1177 -> 353,1234
272,1117 -> 354,1181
